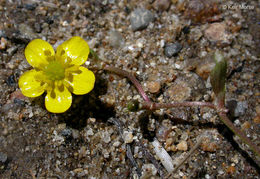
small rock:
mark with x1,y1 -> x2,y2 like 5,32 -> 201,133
177,140 -> 188,151
72,129 -> 80,139
123,131 -> 133,143
24,3 -> 37,10
57,123 -> 66,131
241,121 -> 251,130
201,138 -> 218,152
19,23 -> 38,40
130,8 -> 154,31
0,152 -> 8,163
253,116 -> 260,124
189,27 -> 203,41
61,128 -> 72,138
10,90 -> 27,102
108,30 -> 124,48
113,141 -> 121,147
141,164 -> 157,178
73,168 -> 83,173
0,37 -> 7,50
204,23 -> 231,45
170,145 -> 177,152
156,125 -> 171,142
165,138 -> 174,149
166,80 -> 191,101
166,72 -> 205,102
184,0 -> 220,23
147,81 -> 161,93
164,43 -> 182,57
5,74 -> 17,86
34,22 -> 42,33
152,0 -> 171,11
86,128 -> 94,136
234,101 -> 248,117
226,166 -> 236,175
102,131 -> 111,144
6,46 -> 18,56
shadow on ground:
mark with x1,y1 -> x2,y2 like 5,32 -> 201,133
58,73 -> 116,130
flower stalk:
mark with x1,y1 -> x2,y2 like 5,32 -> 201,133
89,49 -> 260,157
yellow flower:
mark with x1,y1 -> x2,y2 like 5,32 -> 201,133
19,36 -> 95,113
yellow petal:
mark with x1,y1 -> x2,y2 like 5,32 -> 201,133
56,36 -> 90,66
18,69 -> 45,97
45,86 -> 72,113
64,67 -> 95,95
25,39 -> 55,68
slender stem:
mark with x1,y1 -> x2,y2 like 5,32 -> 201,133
89,49 -> 260,158
218,112 -> 260,157
103,65 -> 151,102
140,101 -> 216,110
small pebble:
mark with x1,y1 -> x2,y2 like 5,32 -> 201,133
177,140 -> 188,151
5,74 -> 16,86
166,80 -> 191,101
108,30 -> 124,48
72,129 -> 80,139
86,128 -> 94,136
61,128 -> 72,138
141,164 -> 158,177
201,138 -> 218,152
189,28 -> 203,41
113,141 -> 121,147
226,166 -> 236,175
0,152 -> 7,163
0,37 -> 7,50
204,23 -> 231,44
253,116 -> 260,124
170,145 -> 177,152
6,46 -> 18,56
18,23 -> 38,40
165,137 -> 174,149
241,121 -> 251,130
164,43 -> 182,57
147,81 -> 161,93
57,123 -> 66,131
130,8 -> 154,31
234,101 -> 248,117
102,131 -> 111,144
123,131 -> 133,143
152,0 -> 171,11
25,3 -> 37,10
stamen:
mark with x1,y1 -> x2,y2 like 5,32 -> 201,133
44,50 -> 52,56
50,90 -> 56,99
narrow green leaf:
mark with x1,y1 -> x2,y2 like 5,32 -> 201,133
210,51 -> 227,100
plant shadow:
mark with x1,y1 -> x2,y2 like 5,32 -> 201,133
58,73 -> 115,130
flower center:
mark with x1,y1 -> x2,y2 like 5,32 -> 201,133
44,61 -> 65,81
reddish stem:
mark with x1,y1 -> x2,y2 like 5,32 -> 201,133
104,65 -> 151,102
141,101 -> 216,110
218,112 -> 260,157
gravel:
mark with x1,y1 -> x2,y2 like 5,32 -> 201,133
164,42 -> 183,57
130,8 -> 154,31
0,152 -> 7,163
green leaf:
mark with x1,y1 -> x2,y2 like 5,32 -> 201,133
210,51 -> 227,100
